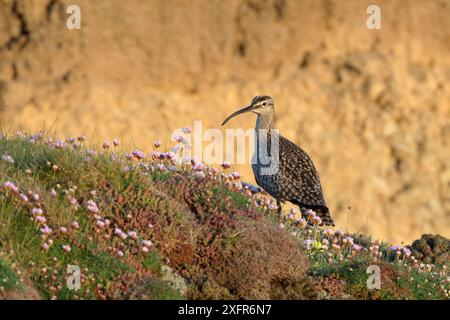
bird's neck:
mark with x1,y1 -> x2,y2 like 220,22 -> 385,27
255,114 -> 274,131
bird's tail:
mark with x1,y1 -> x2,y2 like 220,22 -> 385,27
300,205 -> 335,227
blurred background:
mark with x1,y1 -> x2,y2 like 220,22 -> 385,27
0,0 -> 449,243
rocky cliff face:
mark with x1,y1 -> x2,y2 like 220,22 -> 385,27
0,0 -> 449,242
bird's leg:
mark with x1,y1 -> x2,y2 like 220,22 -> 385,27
276,199 -> 282,217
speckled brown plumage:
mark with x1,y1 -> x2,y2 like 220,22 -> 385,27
223,95 -> 334,226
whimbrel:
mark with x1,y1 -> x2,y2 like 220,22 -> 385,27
222,96 -> 334,226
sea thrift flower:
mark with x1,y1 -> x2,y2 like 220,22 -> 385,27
231,171 -> 241,179
77,135 -> 86,142
153,141 -> 161,148
332,243 -> 341,250
102,141 -> 111,149
54,140 -> 65,149
124,152 -> 133,160
113,139 -> 120,146
50,189 -> 57,197
35,216 -> 47,223
192,162 -> 204,171
156,164 -> 167,172
3,181 -> 19,193
71,221 -> 80,229
96,220 -> 105,228
87,149 -> 96,156
221,161 -> 231,169
402,247 -> 412,257
62,245 -> 71,253
335,230 -> 344,237
324,228 -> 334,237
174,135 -> 184,143
141,246 -> 150,254
32,208 -> 44,216
127,231 -> 138,239
142,240 -> 153,247
132,149 -> 145,160
151,151 -> 161,159
114,228 -> 127,240
311,215 -> 322,225
86,200 -> 99,214
40,225 -> 53,235
59,226 -> 67,233
41,243 -> 49,251
117,250 -> 124,257
296,218 -> 307,228
2,154 -> 14,164
304,239 -> 314,251
344,236 -> 354,246
32,194 -> 40,201
19,194 -> 29,202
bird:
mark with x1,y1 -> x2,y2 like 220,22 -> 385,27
221,95 -> 334,226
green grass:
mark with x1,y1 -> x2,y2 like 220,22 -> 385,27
0,257 -> 22,292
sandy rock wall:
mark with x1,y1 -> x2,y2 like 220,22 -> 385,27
0,0 -> 449,242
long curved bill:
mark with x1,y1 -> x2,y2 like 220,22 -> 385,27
221,105 -> 254,126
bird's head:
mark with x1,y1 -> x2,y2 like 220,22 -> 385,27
221,95 -> 274,126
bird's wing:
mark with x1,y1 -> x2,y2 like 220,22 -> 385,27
277,135 -> 328,209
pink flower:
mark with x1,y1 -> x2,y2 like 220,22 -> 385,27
153,141 -> 161,148
151,151 -> 161,159
335,230 -> 344,237
114,228 -> 127,240
304,239 -> 314,251
19,194 -> 29,202
231,171 -> 241,179
127,231 -> 138,240
141,246 -> 149,254
2,154 -> 14,164
41,243 -> 49,251
113,139 -> 120,147
35,216 -> 47,223
332,243 -> 341,250
32,194 -> 40,201
104,219 -> 110,226
3,181 -> 19,193
32,208 -> 44,216
117,250 -> 124,257
174,135 -> 184,143
40,225 -> 53,235
192,162 -> 204,171
102,141 -> 111,149
50,189 -> 57,197
142,240 -> 153,247
96,220 -> 105,228
62,245 -> 71,253
221,161 -> 231,169
132,149 -> 145,160
324,228 -> 334,237
296,218 -> 307,228
86,200 -> 99,214
54,140 -> 65,149
59,227 -> 67,233
71,221 -> 80,229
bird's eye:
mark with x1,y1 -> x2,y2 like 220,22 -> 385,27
262,101 -> 267,106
